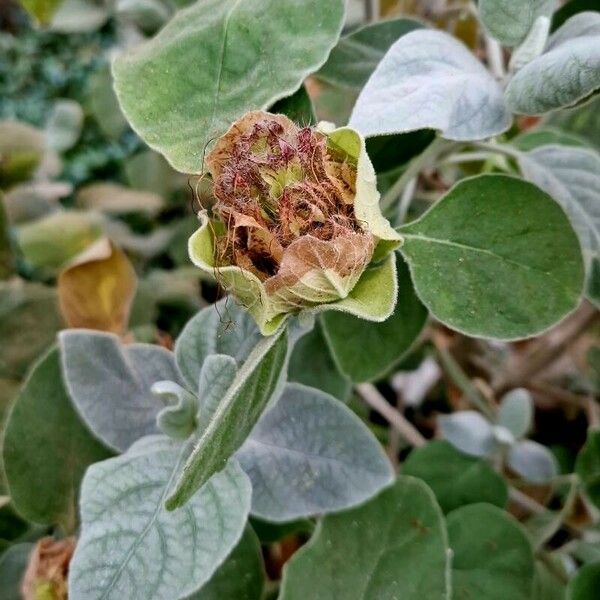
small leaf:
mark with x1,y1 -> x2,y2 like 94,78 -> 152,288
321,254 -> 426,383
575,429 -> 600,508
153,381 -> 198,440
350,29 -> 511,141
237,383 -> 393,522
288,321 -> 351,400
69,437 -> 251,600
399,174 -> 585,340
175,299 -> 262,388
479,0 -> 556,47
498,388 -> 533,439
507,440 -> 558,483
188,525 -> 264,600
447,504 -> 535,600
279,476 -> 451,600
317,17 -> 423,89
166,331 -> 288,510
567,561 -> 600,600
45,99 -> 83,152
403,441 -> 508,513
58,238 -> 137,334
518,144 -> 600,305
112,0 -> 345,173
59,330 -> 182,452
509,16 -> 551,72
3,349 -> 111,529
505,12 -> 600,115
439,411 -> 495,457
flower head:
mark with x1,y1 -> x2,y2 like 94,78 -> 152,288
189,111 -> 401,334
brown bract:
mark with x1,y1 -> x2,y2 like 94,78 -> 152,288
206,111 -> 375,287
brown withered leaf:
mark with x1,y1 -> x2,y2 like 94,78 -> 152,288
22,537 -> 75,600
58,238 -> 137,334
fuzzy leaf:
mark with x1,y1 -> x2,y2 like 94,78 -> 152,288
279,476 -> 450,600
350,29 -> 511,141
59,330 -> 182,452
166,331 -> 288,510
505,13 -> 600,114
3,349 -> 111,528
479,0 -> 556,46
439,411 -> 495,458
507,440 -> 558,483
399,174 -> 584,340
448,504 -> 535,600
112,0 -> 345,173
69,436 -> 251,600
237,383 -> 393,521
153,381 -> 198,440
498,388 -> 533,439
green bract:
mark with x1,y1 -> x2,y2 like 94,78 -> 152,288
188,112 -> 401,335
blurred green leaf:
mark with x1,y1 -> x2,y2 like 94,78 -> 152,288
567,561 -> 600,600
19,0 -> 64,25
576,428 -> 600,508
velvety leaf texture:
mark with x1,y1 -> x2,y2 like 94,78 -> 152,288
237,383 -> 393,521
112,0 -> 345,173
69,436 -> 251,600
398,174 -> 584,340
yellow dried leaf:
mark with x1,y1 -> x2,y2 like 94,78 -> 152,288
58,238 -> 137,334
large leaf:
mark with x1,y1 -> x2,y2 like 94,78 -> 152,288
59,330 -> 182,452
175,299 -> 263,390
479,0 -> 556,46
398,174 -> 584,340
518,144 -> 600,305
166,331 -> 288,509
112,0 -> 345,173
321,254 -> 426,382
279,476 -> 450,600
350,29 -> 511,141
505,13 -> 600,115
317,17 -> 423,89
189,525 -> 264,600
69,436 -> 251,600
403,441 -> 508,514
237,383 -> 393,522
576,429 -> 600,508
3,349 -> 110,529
447,504 -> 535,600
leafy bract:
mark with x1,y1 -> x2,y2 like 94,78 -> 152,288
3,349 -> 110,528
447,504 -> 535,600
398,174 -> 584,340
237,383 -> 393,522
479,0 -> 556,46
505,13 -> 600,114
166,331 -> 288,510
112,0 -> 345,173
279,476 -> 450,600
403,441 -> 508,513
59,330 -> 182,452
69,436 -> 251,600
317,17 -> 423,89
350,29 -> 511,141
321,255 -> 426,382
518,144 -> 600,305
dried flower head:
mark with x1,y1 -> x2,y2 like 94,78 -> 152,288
189,111 -> 401,334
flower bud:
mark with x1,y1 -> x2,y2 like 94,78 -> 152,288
189,111 -> 401,334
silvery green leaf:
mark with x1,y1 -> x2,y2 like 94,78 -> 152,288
175,299 -> 262,390
350,29 -> 511,141
518,144 -> 600,302
492,424 -> 516,446
69,436 -> 251,600
197,354 -> 237,425
509,16 -> 551,73
505,12 -> 600,114
59,330 -> 183,452
479,0 -> 556,47
508,440 -> 558,483
237,383 -> 393,522
439,411 -> 495,457
45,99 -> 84,152
498,388 -> 533,439
153,381 -> 198,440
